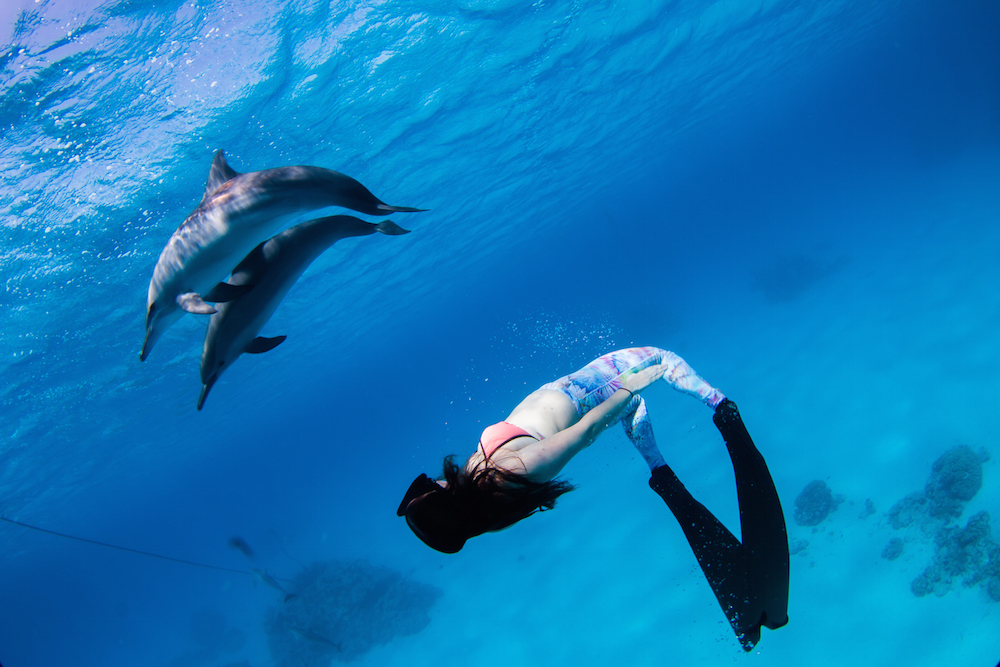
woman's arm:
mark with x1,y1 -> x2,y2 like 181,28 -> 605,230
495,357 -> 693,481
504,387 -> 638,481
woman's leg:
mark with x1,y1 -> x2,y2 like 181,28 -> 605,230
621,395 -> 666,471
538,347 -> 722,471
540,347 -> 726,417
540,349 -> 788,649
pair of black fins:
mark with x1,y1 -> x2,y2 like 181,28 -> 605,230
648,399 -> 790,651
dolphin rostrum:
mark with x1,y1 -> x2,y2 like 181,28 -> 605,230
141,150 -> 423,361
197,215 -> 409,410
251,567 -> 298,603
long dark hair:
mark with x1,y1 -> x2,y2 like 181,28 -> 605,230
439,454 -> 576,535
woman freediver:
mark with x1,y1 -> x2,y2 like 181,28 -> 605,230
396,346 -> 790,650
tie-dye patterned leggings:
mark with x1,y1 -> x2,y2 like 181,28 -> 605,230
539,347 -> 725,470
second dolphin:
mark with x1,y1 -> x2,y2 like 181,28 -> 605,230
197,215 -> 409,410
141,151 -> 423,361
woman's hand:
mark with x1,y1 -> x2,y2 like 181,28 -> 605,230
619,363 -> 671,394
622,356 -> 726,408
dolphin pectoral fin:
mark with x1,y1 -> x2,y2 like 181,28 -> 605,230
177,293 -> 218,315
199,150 -> 242,205
231,243 -> 267,276
203,281 -> 252,303
377,204 -> 428,213
375,220 -> 411,236
245,335 -> 286,354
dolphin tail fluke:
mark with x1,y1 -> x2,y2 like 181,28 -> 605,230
375,220 -> 410,236
245,335 -> 286,354
203,281 -> 252,303
377,204 -> 428,213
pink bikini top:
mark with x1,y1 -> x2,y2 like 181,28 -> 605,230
479,421 -> 537,458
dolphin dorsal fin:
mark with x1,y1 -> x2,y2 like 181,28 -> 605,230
200,150 -> 242,206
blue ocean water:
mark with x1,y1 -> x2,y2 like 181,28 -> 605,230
2,0 -> 999,664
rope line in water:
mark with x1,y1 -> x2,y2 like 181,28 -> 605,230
0,515 -> 295,583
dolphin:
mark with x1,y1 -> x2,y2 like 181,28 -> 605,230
251,567 -> 298,603
141,150 -> 423,361
197,215 -> 409,410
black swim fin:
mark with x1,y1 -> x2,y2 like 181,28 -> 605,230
649,399 -> 789,651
